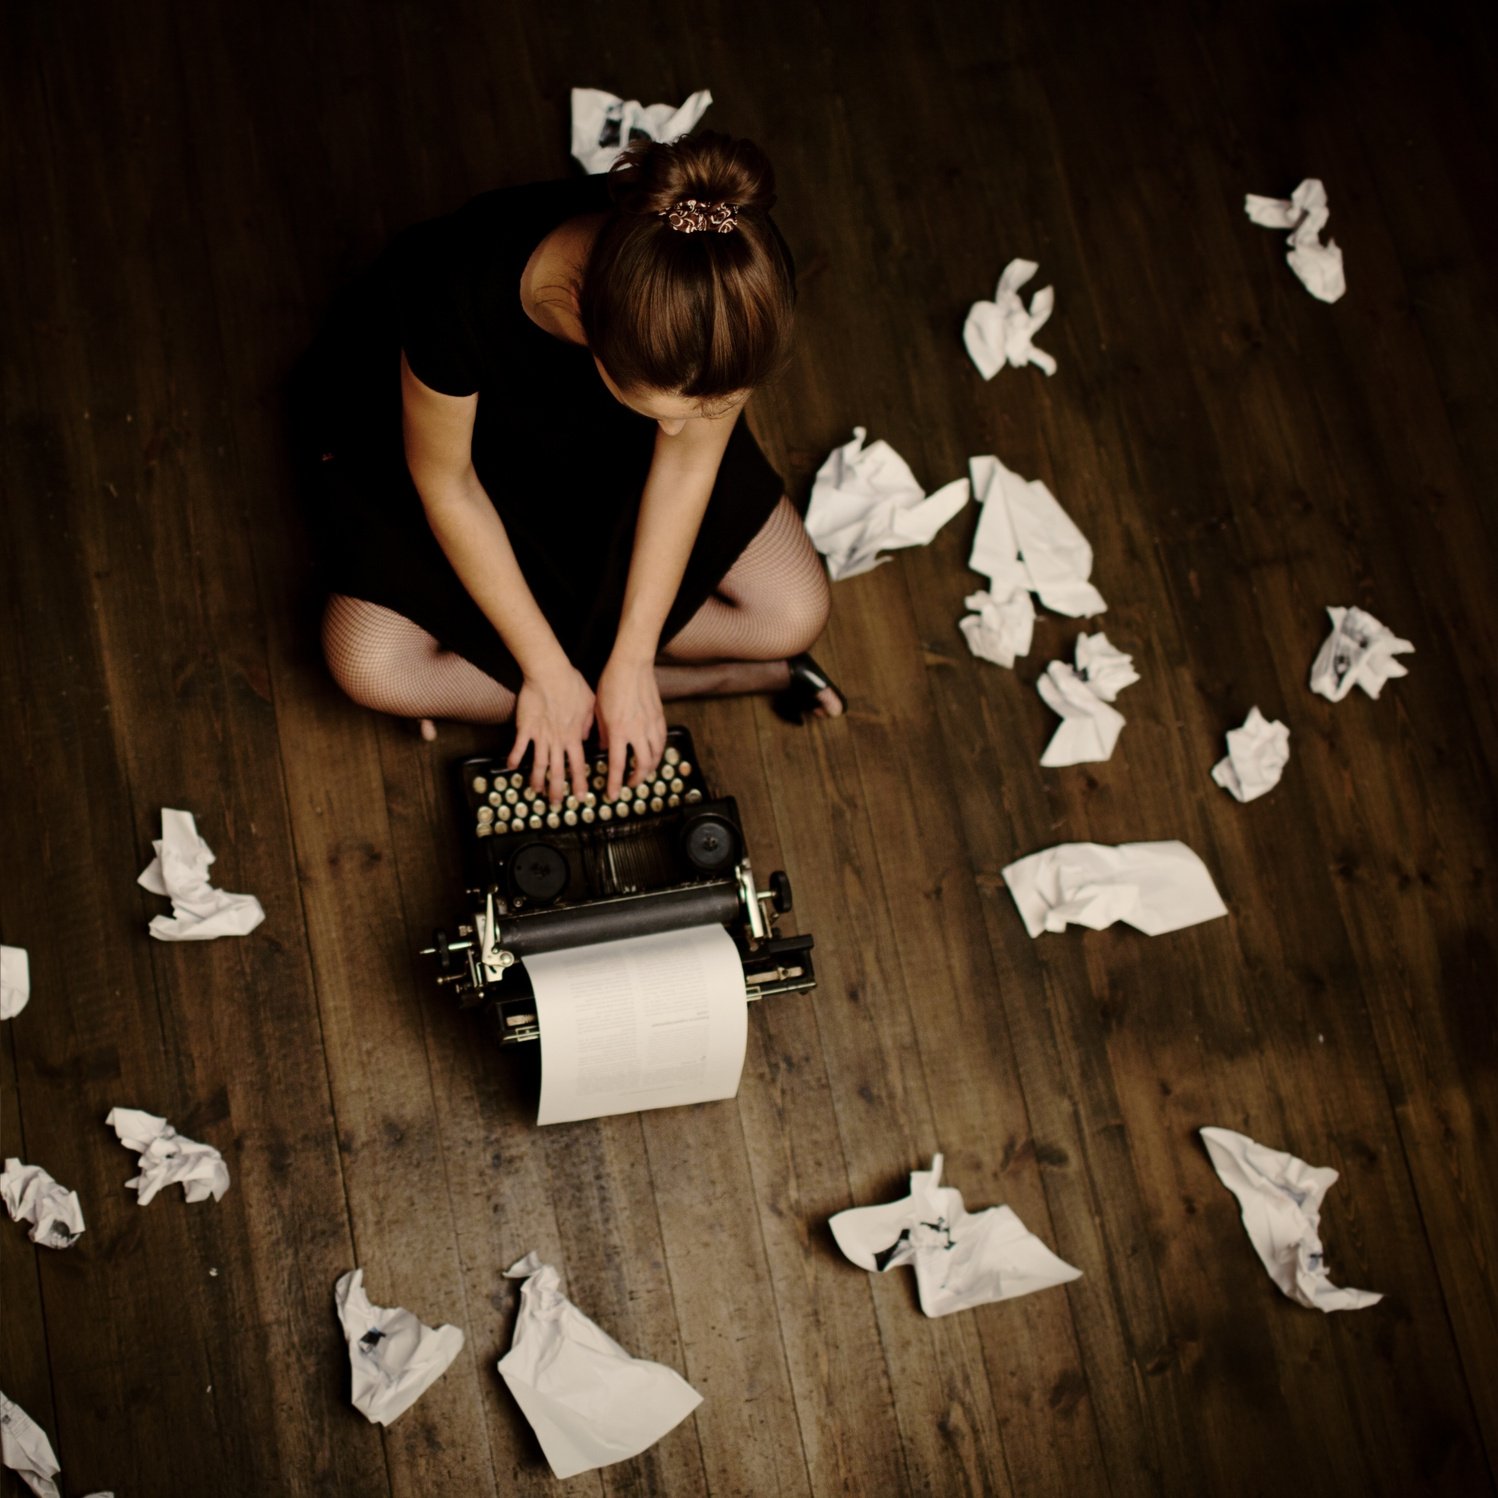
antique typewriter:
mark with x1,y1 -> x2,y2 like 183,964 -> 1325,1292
423,726 -> 816,1042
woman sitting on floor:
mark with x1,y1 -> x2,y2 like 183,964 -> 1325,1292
295,131 -> 842,805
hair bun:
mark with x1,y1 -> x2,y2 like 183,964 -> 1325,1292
607,131 -> 777,217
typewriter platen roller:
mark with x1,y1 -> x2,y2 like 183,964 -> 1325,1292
422,726 -> 816,1042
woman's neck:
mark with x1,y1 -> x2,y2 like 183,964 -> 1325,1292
520,213 -> 605,345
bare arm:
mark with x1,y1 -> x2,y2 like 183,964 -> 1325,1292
401,353 -> 593,798
596,405 -> 742,797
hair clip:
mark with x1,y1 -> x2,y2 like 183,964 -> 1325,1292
662,198 -> 739,234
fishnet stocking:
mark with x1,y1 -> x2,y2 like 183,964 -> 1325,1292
321,594 -> 517,722
320,497 -> 829,723
663,497 -> 830,662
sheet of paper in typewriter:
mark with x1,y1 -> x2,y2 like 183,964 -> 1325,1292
528,925 -> 748,1125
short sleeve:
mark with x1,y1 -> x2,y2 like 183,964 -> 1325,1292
392,218 -> 483,397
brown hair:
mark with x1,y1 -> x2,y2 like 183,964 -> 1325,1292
579,132 -> 796,405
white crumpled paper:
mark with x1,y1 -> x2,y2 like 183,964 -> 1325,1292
1003,840 -> 1228,937
963,258 -> 1057,378
498,1252 -> 702,1480
1,946 -> 29,1020
334,1268 -> 465,1426
137,808 -> 264,941
807,428 -> 969,581
570,87 -> 713,175
1,1160 -> 85,1249
0,1393 -> 111,1498
830,1154 -> 1080,1317
1200,1127 -> 1381,1312
1244,178 -> 1346,303
959,588 -> 1035,668
1037,632 -> 1139,766
963,454 -> 1106,644
1309,606 -> 1413,702
1212,707 -> 1290,802
106,1107 -> 230,1206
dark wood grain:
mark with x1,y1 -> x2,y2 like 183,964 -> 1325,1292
3,0 -> 1495,1493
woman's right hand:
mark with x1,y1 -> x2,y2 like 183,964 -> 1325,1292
508,662 -> 596,804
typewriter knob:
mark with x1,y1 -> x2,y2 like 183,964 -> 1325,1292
682,813 -> 738,872
508,842 -> 569,904
769,871 -> 793,914
432,929 -> 457,975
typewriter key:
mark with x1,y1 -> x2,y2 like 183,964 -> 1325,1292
667,793 -> 680,808
650,796 -> 663,813
593,757 -> 607,774
670,778 -> 685,795
522,786 -> 538,803
475,823 -> 492,838
685,788 -> 703,803
664,746 -> 681,766
509,771 -> 524,788
583,791 -> 597,807
616,802 -> 631,819
477,805 -> 494,825
563,809 -> 577,826
564,795 -> 578,810
485,791 -> 500,807
598,805 -> 613,822
591,774 -> 605,792
504,787 -> 519,805
651,779 -> 667,796
678,761 -> 692,778
580,806 -> 595,823
633,784 -> 648,801
545,812 -> 560,829
472,775 -> 488,794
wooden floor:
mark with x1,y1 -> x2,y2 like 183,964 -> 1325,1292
3,1 -> 1496,1493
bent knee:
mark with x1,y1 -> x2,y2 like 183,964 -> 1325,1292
774,564 -> 832,656
320,594 -> 434,712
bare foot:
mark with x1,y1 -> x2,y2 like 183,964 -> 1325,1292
418,717 -> 438,742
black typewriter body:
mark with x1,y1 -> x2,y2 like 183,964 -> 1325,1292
424,726 -> 815,1042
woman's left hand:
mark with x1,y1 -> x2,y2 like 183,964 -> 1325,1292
595,653 -> 667,801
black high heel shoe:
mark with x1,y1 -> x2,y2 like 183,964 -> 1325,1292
773,653 -> 846,724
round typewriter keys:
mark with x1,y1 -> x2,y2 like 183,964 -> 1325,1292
667,793 -> 680,808
650,796 -> 664,813
477,805 -> 495,825
615,801 -> 630,819
598,805 -> 612,822
651,779 -> 667,797
685,788 -> 703,803
476,823 -> 492,837
669,778 -> 685,796
487,790 -> 502,806
504,787 -> 519,805
472,775 -> 488,794
664,746 -> 681,767
563,809 -> 578,826
580,806 -> 595,823
678,761 -> 693,778
632,784 -> 648,802
564,795 -> 579,811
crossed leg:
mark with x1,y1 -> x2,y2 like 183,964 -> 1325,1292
320,496 -> 836,725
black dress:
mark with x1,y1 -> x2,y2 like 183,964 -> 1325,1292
291,175 -> 788,691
